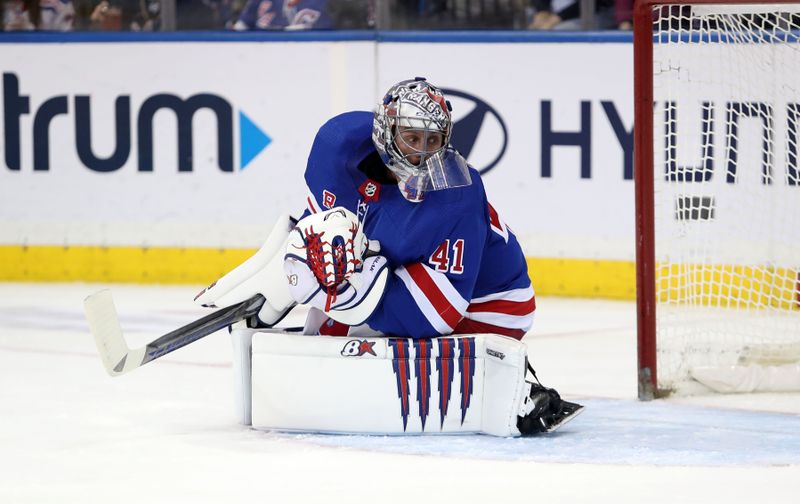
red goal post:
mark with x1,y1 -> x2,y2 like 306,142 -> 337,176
634,0 -> 800,399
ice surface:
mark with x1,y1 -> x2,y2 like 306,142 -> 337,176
290,399 -> 800,466
0,283 -> 798,503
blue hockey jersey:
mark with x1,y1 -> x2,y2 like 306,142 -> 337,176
301,111 -> 535,339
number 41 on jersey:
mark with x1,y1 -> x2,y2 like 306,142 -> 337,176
429,239 -> 465,274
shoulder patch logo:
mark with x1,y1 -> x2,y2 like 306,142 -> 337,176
358,180 -> 381,203
322,189 -> 336,209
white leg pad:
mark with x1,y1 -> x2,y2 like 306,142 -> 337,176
215,250 -> 296,323
194,214 -> 296,325
239,330 -> 529,436
230,326 -> 254,425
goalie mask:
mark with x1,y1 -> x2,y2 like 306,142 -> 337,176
372,77 -> 472,202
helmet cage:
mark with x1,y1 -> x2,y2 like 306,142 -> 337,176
373,78 -> 452,176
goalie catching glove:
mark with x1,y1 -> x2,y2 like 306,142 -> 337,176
284,207 -> 389,326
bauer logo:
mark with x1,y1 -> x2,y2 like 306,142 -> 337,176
1,72 -> 271,173
341,339 -> 377,357
443,88 -> 508,175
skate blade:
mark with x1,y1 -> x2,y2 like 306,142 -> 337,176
546,403 -> 585,433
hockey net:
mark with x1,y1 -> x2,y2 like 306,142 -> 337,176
635,1 -> 800,396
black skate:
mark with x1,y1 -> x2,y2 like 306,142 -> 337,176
517,382 -> 584,435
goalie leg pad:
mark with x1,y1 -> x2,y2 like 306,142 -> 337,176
194,214 -> 296,326
230,327 -> 254,425
240,330 -> 540,436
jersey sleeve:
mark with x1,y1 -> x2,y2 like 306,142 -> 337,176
365,197 -> 489,338
302,112 -> 375,217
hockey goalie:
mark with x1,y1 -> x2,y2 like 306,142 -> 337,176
84,78 -> 583,435
192,78 -> 583,436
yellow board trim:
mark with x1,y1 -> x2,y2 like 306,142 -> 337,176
656,263 -> 799,310
0,245 -> 253,285
526,257 -> 637,300
0,245 -> 638,300
8,246 -> 793,307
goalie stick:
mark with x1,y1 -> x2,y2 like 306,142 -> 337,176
84,290 -> 265,377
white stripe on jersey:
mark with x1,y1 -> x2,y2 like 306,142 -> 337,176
470,286 -> 535,304
467,286 -> 536,331
466,311 -> 535,331
487,203 -> 510,243
490,222 -> 509,243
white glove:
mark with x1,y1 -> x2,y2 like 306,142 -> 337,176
284,255 -> 389,325
285,207 -> 368,289
284,206 -> 387,324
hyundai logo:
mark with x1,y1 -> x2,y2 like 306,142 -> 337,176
443,89 -> 508,175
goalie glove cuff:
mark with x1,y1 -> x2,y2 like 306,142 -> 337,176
284,255 -> 390,326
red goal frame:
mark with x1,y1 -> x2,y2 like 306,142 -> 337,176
633,0 -> 799,400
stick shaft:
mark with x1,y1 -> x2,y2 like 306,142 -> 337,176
140,294 -> 265,366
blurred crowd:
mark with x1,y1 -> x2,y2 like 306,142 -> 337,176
1,0 -> 634,32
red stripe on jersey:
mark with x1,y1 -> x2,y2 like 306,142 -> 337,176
453,318 -> 526,341
467,296 -> 536,317
405,263 -> 464,330
487,202 -> 502,229
307,196 -> 318,214
487,202 -> 508,242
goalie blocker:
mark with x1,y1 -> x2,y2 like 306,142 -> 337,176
231,330 -> 583,436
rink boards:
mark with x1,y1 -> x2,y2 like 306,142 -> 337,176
4,32 -> 632,298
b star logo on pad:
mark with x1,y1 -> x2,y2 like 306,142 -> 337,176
340,339 -> 377,357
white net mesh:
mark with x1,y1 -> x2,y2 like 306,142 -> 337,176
651,3 -> 800,393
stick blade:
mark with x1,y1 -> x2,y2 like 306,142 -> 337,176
84,290 -> 132,377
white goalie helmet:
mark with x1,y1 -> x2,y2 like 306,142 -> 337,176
372,77 -> 472,202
